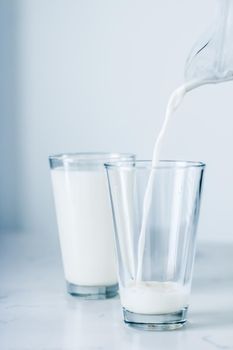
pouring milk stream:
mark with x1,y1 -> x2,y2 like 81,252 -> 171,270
121,0 -> 233,314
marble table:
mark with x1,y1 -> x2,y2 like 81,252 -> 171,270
1,231 -> 233,350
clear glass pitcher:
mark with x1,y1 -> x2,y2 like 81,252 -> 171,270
185,0 -> 233,85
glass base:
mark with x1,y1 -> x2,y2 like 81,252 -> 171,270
66,281 -> 118,300
123,307 -> 188,331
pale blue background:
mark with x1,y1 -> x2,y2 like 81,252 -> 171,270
1,0 -> 232,241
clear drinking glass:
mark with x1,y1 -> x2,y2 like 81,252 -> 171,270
49,152 -> 135,299
106,160 -> 205,329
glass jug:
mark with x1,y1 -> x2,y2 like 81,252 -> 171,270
185,0 -> 233,85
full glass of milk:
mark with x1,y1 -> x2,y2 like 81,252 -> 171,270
49,152 -> 135,299
106,160 -> 205,329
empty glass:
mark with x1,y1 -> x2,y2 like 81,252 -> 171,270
49,152 -> 135,299
106,160 -> 205,330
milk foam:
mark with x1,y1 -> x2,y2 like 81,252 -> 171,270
121,281 -> 189,314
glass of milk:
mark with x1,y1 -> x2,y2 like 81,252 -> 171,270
49,152 -> 135,299
106,160 -> 205,330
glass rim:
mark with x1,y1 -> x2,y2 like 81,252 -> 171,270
49,152 -> 135,163
48,152 -> 135,169
105,159 -> 206,170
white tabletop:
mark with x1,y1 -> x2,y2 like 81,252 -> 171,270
1,231 -> 233,350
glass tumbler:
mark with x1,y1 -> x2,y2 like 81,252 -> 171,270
49,152 -> 135,299
106,160 -> 205,329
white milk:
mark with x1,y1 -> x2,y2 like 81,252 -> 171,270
136,80 -> 203,281
51,168 -> 117,286
121,281 -> 189,314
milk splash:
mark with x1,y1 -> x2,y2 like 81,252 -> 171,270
136,79 -> 206,281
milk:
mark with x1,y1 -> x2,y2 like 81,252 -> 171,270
51,168 -> 117,286
137,80 -> 204,281
121,281 -> 189,314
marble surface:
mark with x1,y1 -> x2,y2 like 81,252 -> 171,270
1,231 -> 233,350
